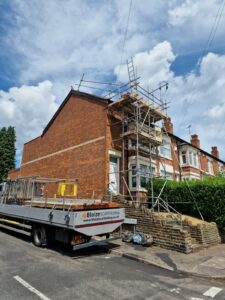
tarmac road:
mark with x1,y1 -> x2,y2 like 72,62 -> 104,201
0,229 -> 224,300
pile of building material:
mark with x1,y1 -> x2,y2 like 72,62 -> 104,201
119,199 -> 221,254
24,198 -> 120,211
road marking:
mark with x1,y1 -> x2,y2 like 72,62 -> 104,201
104,256 -> 111,259
190,298 -> 204,300
14,276 -> 50,300
203,287 -> 222,298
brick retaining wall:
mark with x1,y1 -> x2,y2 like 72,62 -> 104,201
120,200 -> 221,253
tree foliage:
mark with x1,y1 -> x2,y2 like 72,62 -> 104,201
147,176 -> 225,230
0,126 -> 16,180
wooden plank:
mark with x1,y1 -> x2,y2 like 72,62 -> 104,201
23,201 -> 121,211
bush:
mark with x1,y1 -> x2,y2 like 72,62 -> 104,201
147,176 -> 225,230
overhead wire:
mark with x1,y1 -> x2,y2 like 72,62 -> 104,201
117,0 -> 133,79
176,0 -> 225,129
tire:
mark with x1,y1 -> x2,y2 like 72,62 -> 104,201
33,225 -> 48,247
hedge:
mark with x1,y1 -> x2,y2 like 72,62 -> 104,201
147,176 -> 225,230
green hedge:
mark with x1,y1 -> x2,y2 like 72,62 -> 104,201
147,176 -> 225,230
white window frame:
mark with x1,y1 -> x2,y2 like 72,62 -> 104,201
219,163 -> 225,176
207,159 -> 214,175
180,146 -> 199,168
159,135 -> 171,160
128,156 -> 156,192
181,150 -> 187,165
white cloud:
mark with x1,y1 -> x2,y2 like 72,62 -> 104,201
4,0 -> 223,90
0,81 -> 58,163
168,0 -> 201,26
207,103 -> 225,119
114,41 -> 225,160
1,0 -> 225,163
167,0 -> 225,56
115,41 -> 175,88
1,0 -> 223,90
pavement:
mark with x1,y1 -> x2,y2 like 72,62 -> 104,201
1,229 -> 225,300
107,239 -> 225,280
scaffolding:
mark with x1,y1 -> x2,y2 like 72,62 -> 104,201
73,60 -> 172,211
108,89 -> 168,205
72,62 -> 204,224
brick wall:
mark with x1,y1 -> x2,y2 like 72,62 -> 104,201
22,94 -> 107,164
120,199 -> 221,253
8,168 -> 20,179
19,93 -> 109,199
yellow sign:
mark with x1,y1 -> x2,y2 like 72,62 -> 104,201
58,182 -> 77,197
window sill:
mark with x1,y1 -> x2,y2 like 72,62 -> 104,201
181,164 -> 199,169
129,187 -> 148,193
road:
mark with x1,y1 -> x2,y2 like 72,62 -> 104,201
0,229 -> 224,300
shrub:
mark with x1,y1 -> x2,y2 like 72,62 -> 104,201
147,176 -> 225,230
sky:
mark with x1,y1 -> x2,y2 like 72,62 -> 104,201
0,0 -> 225,164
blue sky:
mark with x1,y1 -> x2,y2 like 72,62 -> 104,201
0,0 -> 225,163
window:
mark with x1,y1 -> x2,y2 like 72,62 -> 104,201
219,163 -> 224,176
159,143 -> 171,159
131,166 -> 137,188
140,165 -> 147,188
140,164 -> 155,188
207,160 -> 214,174
159,135 -> 171,159
181,149 -> 199,167
110,156 -> 118,164
181,151 -> 187,164
189,151 -> 193,165
130,164 -> 156,189
188,151 -> 199,167
193,153 -> 198,167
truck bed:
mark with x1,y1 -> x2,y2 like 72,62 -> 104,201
23,198 -> 121,210
0,202 -> 124,236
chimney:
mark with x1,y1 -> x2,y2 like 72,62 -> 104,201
191,134 -> 200,148
163,117 -> 173,134
211,146 -> 219,159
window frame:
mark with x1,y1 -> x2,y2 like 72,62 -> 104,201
129,159 -> 156,191
207,159 -> 214,175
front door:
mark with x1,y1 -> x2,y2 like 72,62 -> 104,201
109,155 -> 120,194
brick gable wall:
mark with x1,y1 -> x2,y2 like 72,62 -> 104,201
19,94 -> 109,199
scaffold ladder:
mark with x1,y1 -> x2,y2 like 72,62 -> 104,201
127,57 -> 138,91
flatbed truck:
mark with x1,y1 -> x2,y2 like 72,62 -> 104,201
0,178 -> 124,250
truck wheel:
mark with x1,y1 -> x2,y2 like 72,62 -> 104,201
33,226 -> 48,247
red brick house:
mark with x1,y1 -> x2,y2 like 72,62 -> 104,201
9,89 -> 225,200
162,118 -> 225,181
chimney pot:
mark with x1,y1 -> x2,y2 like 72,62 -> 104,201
211,146 -> 219,159
191,134 -> 200,148
164,117 -> 173,134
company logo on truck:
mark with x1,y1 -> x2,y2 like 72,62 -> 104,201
82,212 -> 87,219
81,210 -> 120,223
75,208 -> 124,230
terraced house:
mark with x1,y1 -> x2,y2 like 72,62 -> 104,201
8,89 -> 225,202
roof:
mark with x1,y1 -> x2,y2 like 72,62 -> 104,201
168,132 -> 225,164
42,89 -> 112,136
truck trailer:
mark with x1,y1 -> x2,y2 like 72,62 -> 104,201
0,177 -> 124,250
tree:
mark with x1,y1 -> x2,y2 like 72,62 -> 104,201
0,126 -> 16,181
